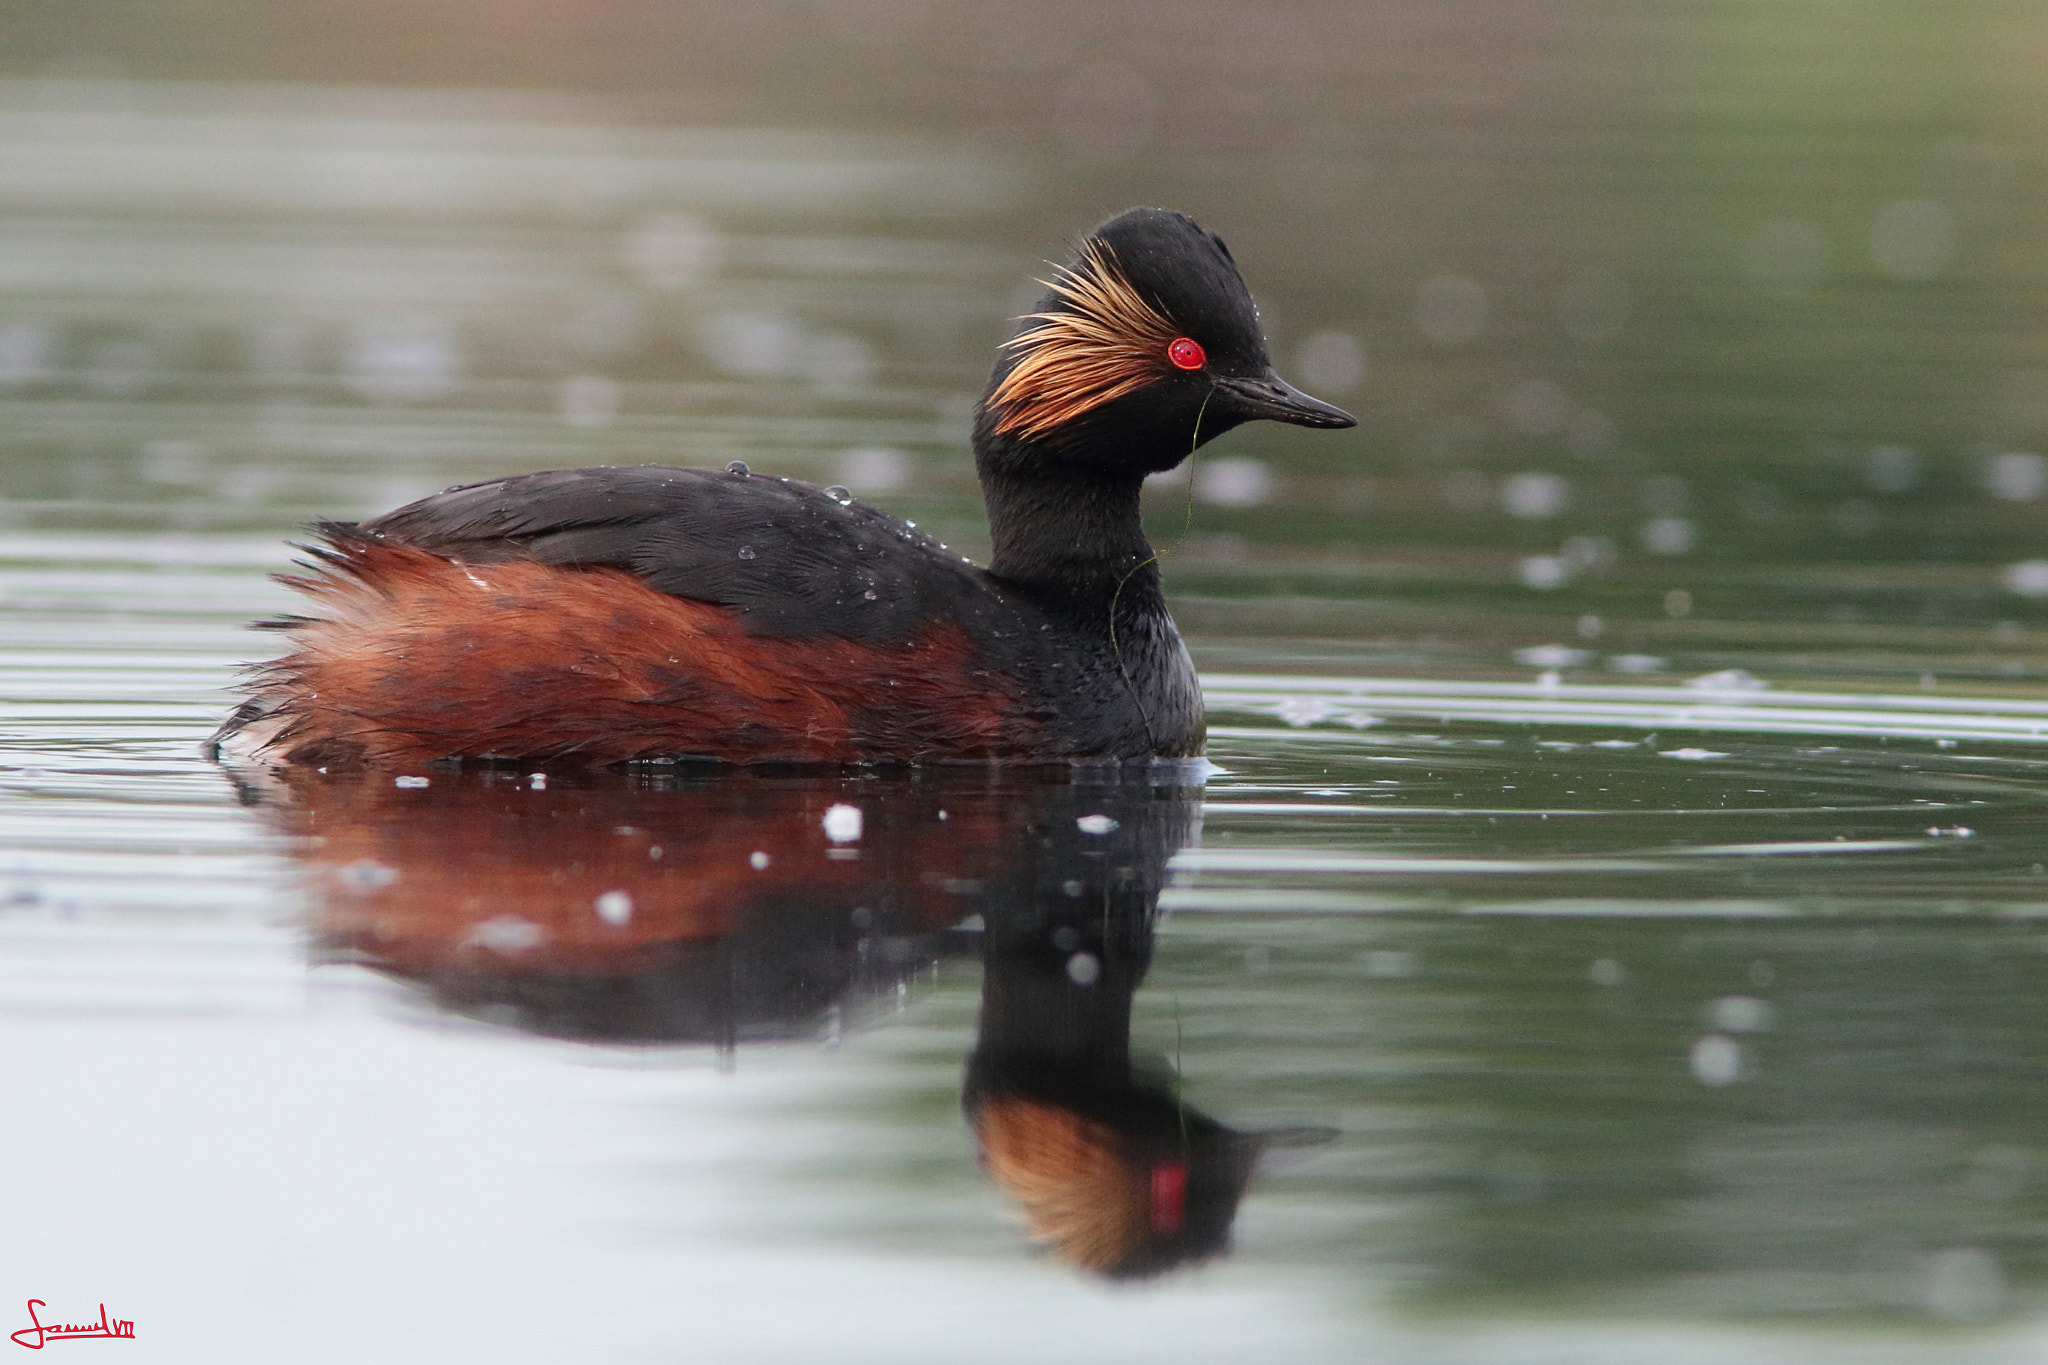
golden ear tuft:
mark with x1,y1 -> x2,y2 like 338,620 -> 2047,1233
989,241 -> 1184,439
973,1095 -> 1154,1273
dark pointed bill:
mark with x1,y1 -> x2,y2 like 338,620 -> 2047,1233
1210,371 -> 1357,429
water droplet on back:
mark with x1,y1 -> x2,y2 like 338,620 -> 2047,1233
737,546 -> 757,560
862,589 -> 879,600
725,460 -> 750,476
823,485 -> 853,504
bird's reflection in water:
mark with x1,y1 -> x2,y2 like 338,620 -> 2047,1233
964,828 -> 1263,1279
239,761 -> 1311,1277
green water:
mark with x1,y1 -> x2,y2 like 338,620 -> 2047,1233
3,6 -> 2048,1359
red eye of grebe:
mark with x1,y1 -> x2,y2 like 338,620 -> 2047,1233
1167,337 -> 1206,370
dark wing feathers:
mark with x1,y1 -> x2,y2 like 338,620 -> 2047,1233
358,465 -> 1001,645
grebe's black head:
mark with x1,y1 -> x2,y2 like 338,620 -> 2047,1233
977,207 -> 1355,477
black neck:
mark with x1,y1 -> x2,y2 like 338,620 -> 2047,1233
976,447 -> 1159,608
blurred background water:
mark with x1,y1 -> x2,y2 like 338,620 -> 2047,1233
5,4 -> 2048,1360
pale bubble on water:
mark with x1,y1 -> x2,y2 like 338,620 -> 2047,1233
1501,471 -> 1569,519
1065,951 -> 1102,985
1588,957 -> 1625,987
1984,451 -> 2046,501
1519,555 -> 1570,590
1689,1033 -> 1741,1085
465,915 -> 546,955
836,446 -> 910,491
393,775 -> 430,789
1642,517 -> 1696,555
1075,814 -> 1119,835
749,851 -> 770,870
1276,696 -> 1334,727
1709,995 -> 1771,1033
2004,561 -> 2048,597
594,890 -> 633,926
1865,444 -> 1917,492
822,803 -> 863,843
1923,1247 -> 2005,1322
1514,644 -> 1590,667
704,311 -> 799,378
1686,667 -> 1767,692
1197,457 -> 1272,507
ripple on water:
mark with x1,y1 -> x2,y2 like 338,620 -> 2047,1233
2,534 -> 2048,1343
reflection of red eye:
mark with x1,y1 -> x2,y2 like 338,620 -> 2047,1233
1167,337 -> 1206,371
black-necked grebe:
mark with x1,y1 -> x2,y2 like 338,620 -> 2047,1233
212,207 -> 1354,767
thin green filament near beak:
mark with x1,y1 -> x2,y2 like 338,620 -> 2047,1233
1108,387 -> 1213,749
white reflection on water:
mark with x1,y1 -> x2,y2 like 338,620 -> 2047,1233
1984,451 -> 2046,502
1204,674 -> 2048,744
6,531 -> 2048,1358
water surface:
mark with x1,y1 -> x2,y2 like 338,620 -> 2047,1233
3,44 -> 2048,1362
